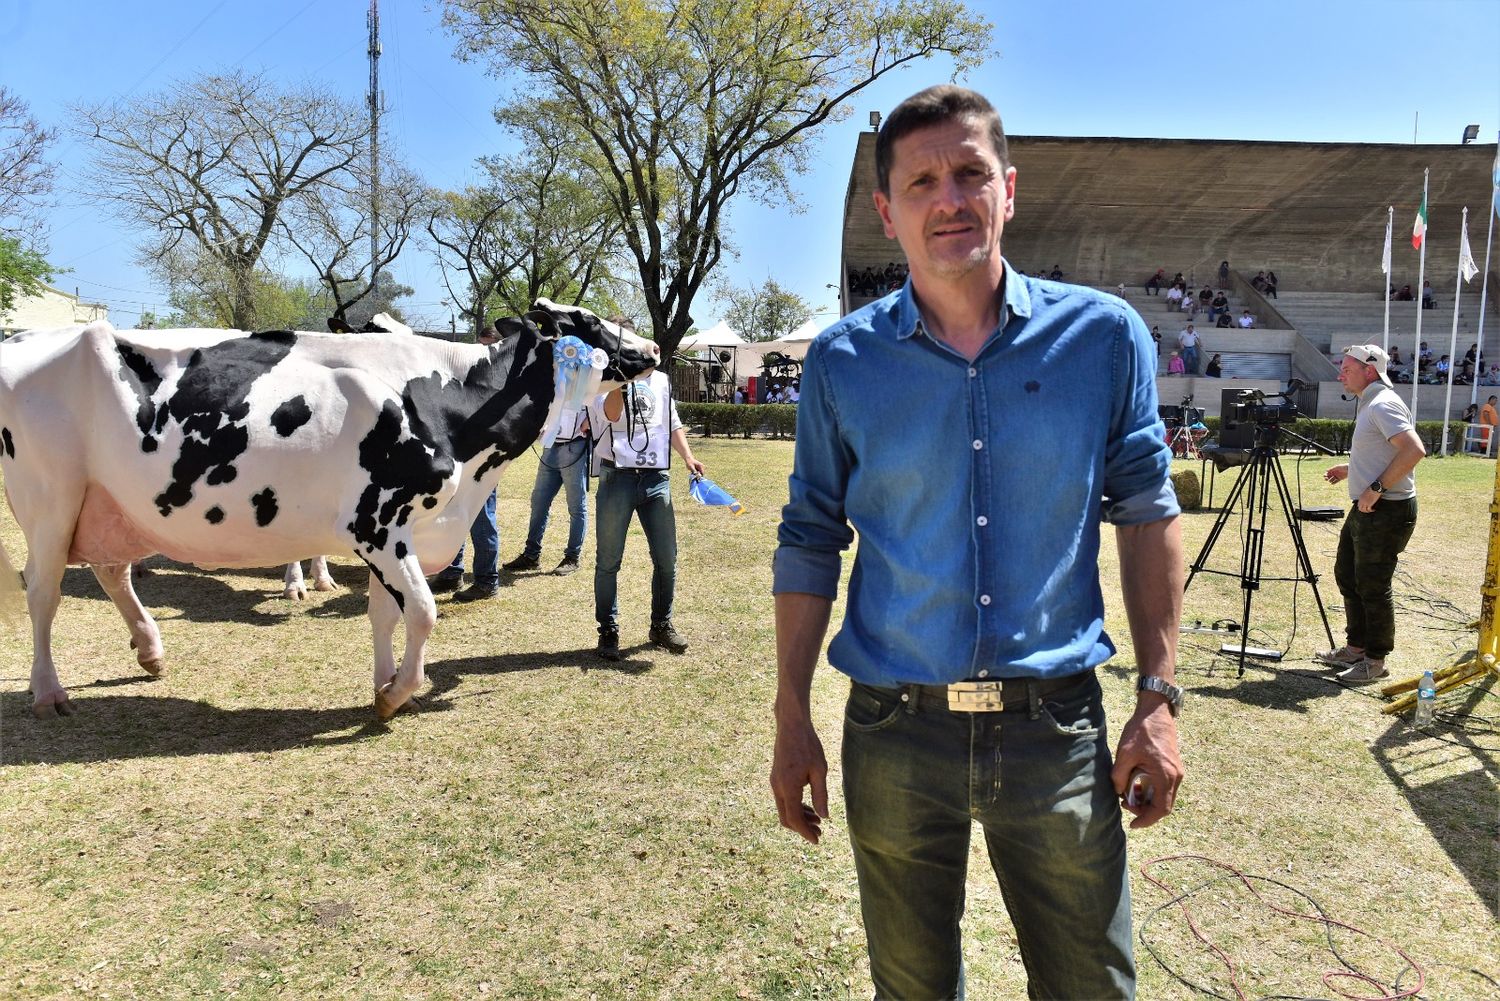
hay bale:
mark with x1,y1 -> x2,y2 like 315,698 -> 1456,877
1170,469 -> 1201,511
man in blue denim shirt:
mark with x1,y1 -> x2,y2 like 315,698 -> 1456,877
770,86 -> 1186,999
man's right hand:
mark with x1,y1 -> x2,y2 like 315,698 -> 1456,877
1325,463 -> 1349,485
771,718 -> 829,844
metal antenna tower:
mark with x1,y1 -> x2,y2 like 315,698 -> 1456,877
367,0 -> 381,292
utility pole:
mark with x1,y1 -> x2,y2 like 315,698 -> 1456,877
367,0 -> 381,296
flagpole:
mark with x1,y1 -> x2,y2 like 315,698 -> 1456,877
1382,206 -> 1393,353
1473,132 -> 1498,409
1441,207 -> 1469,456
1414,168 -> 1428,419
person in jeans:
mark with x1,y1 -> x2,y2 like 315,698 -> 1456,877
1318,345 -> 1425,682
588,366 -> 703,660
502,412 -> 590,576
770,85 -> 1185,1000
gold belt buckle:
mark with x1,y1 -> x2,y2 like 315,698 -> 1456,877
947,681 -> 1006,712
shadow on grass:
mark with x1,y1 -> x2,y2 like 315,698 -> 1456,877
1,648 -> 650,766
1101,660 -> 1346,714
58,557 -> 370,625
1368,673 -> 1500,917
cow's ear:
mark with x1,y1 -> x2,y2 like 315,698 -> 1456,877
360,320 -> 388,333
492,316 -> 527,341
328,317 -> 353,333
523,310 -> 560,341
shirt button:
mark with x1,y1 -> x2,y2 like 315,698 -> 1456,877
972,439 -> 983,451
968,367 -> 978,378
977,669 -> 989,678
976,515 -> 988,527
979,594 -> 992,606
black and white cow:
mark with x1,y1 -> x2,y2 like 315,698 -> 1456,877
0,301 -> 657,720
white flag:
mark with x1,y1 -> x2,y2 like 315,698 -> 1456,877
1459,218 -> 1479,283
1381,211 -> 1392,275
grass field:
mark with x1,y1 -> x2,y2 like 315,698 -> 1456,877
1,440 -> 1496,1000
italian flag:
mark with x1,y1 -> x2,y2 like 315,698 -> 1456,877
1412,193 -> 1428,249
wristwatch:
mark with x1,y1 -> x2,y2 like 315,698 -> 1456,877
1137,676 -> 1184,718
1369,480 -> 1386,494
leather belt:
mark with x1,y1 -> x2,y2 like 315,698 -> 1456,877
902,669 -> 1094,713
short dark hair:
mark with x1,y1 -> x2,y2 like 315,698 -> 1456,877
875,85 -> 1008,195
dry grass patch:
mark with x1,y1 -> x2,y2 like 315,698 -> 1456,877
1,442 -> 1496,999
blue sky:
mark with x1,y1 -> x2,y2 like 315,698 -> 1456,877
3,0 -> 1497,332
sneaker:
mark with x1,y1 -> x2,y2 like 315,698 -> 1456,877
553,557 -> 580,576
597,627 -> 621,661
502,553 -> 540,572
1336,658 -> 1389,684
429,572 -> 463,594
649,621 -> 689,654
454,581 -> 500,602
1314,646 -> 1365,670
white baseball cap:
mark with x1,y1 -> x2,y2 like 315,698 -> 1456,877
1342,344 -> 1392,387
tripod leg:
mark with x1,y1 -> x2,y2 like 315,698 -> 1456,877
1186,459 -> 1253,589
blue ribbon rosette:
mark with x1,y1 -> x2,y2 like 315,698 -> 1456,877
541,335 -> 607,447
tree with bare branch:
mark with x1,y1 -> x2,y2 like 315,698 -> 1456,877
282,155 -> 428,324
76,70 -> 370,330
0,86 -> 57,240
442,0 -> 993,359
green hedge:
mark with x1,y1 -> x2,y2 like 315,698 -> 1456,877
677,402 -> 797,439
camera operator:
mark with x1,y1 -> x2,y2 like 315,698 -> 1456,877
1318,345 -> 1425,683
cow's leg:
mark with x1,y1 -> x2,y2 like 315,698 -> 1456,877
283,561 -> 309,600
367,569 -> 400,696
23,532 -> 72,718
367,552 -> 437,721
90,562 -> 165,677
308,556 -> 337,592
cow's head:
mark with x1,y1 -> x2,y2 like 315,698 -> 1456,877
494,299 -> 658,386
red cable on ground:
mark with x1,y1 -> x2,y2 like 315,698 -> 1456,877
1139,853 -> 1425,1001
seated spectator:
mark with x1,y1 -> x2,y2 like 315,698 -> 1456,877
1114,282 -> 1126,298
1049,264 -> 1064,280
1167,350 -> 1186,376
1389,345 -> 1405,368
1436,354 -> 1451,381
1198,286 -> 1213,309
1209,291 -> 1229,320
1418,341 -> 1433,370
1251,270 -> 1267,292
1215,311 -> 1233,328
1166,284 -> 1184,311
1184,292 -> 1199,317
1145,268 -> 1166,295
1205,353 -> 1223,378
1422,280 -> 1435,309
1394,284 -> 1413,301
1172,272 -> 1185,287
1263,270 -> 1278,299
1485,364 -> 1500,386
1237,310 -> 1255,328
787,379 -> 801,403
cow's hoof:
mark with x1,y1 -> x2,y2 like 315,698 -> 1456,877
139,657 -> 166,678
283,586 -> 309,601
32,697 -> 75,719
313,579 -> 338,593
373,686 -> 421,721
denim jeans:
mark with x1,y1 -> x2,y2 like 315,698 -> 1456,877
594,466 -> 676,630
445,489 -> 499,587
842,671 -> 1134,1000
1334,497 -> 1418,659
1181,345 -> 1199,374
522,438 -> 589,561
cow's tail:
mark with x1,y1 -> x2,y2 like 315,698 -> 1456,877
0,524 -> 21,631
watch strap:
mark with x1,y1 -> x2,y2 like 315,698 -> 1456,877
1137,676 -> 1184,717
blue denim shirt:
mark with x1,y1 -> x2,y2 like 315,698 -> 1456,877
773,262 -> 1179,686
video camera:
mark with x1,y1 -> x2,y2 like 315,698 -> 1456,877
1222,380 -> 1305,428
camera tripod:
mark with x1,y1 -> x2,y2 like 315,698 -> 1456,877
1186,424 -> 1335,675
1164,394 -> 1206,460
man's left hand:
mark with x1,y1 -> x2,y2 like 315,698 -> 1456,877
1356,487 -> 1380,513
1111,700 -> 1183,830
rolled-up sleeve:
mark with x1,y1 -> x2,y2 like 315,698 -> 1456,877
1103,308 -> 1180,526
773,339 -> 855,597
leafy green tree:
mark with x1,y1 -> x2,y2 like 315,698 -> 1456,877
0,236 -> 54,315
721,277 -> 813,342
442,0 -> 993,360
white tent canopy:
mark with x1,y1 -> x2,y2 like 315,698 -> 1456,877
739,319 -> 824,360
678,320 -> 746,352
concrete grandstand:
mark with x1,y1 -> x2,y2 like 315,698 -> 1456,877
839,131 -> 1498,419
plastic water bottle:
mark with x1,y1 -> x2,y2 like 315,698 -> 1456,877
1413,670 -> 1436,726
